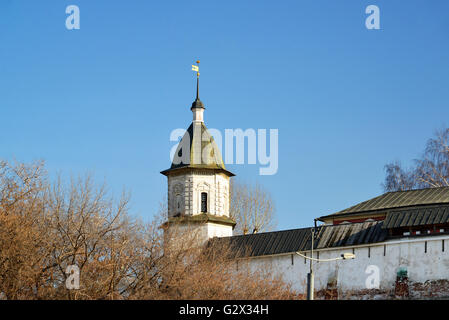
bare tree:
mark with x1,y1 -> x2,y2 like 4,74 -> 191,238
383,128 -> 449,192
43,174 -> 134,300
230,181 -> 276,235
0,160 -> 137,300
383,161 -> 416,192
148,237 -> 299,300
0,160 -> 297,300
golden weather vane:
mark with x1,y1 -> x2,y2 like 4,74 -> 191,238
192,60 -> 201,100
191,60 -> 200,77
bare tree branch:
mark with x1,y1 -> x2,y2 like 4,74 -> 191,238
383,128 -> 449,192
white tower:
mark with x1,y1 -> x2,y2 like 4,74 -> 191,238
161,62 -> 235,243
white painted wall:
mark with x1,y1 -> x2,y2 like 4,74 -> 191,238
166,221 -> 233,249
192,107 -> 204,122
166,170 -> 233,243
207,222 -> 233,239
167,171 -> 230,218
242,235 -> 449,294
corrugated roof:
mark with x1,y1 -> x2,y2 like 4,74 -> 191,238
214,227 -> 312,258
319,187 -> 449,220
383,205 -> 449,229
210,221 -> 387,258
315,221 -> 387,249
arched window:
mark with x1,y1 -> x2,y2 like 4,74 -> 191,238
172,183 -> 183,217
201,192 -> 207,213
176,195 -> 181,214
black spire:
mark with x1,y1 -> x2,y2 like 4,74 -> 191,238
191,60 -> 205,110
196,74 -> 199,100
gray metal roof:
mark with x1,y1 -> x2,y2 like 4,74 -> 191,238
210,221 -> 387,258
315,221 -> 387,249
319,187 -> 449,220
383,205 -> 449,229
209,227 -> 311,258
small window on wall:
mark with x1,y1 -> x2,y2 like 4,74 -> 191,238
201,192 -> 207,213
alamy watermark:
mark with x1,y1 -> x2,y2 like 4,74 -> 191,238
170,128 -> 278,176
365,5 -> 380,30
365,265 -> 380,289
66,5 -> 80,30
65,265 -> 80,290
64,5 -> 380,31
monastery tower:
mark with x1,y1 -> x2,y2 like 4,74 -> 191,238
161,62 -> 236,242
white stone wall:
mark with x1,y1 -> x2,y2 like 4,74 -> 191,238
206,222 -> 233,239
242,234 -> 449,295
167,171 -> 230,218
192,107 -> 204,122
167,173 -> 193,217
166,221 -> 233,249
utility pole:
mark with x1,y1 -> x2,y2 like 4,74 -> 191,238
297,219 -> 355,301
307,219 -> 317,300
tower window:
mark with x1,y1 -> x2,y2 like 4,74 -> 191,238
201,192 -> 207,213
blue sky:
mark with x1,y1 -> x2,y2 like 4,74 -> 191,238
0,0 -> 448,230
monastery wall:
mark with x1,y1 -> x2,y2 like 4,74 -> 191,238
244,234 -> 449,299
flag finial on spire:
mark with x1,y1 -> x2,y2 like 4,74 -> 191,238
191,60 -> 204,110
192,60 -> 200,100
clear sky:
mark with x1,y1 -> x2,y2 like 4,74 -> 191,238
1,0 -> 448,230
